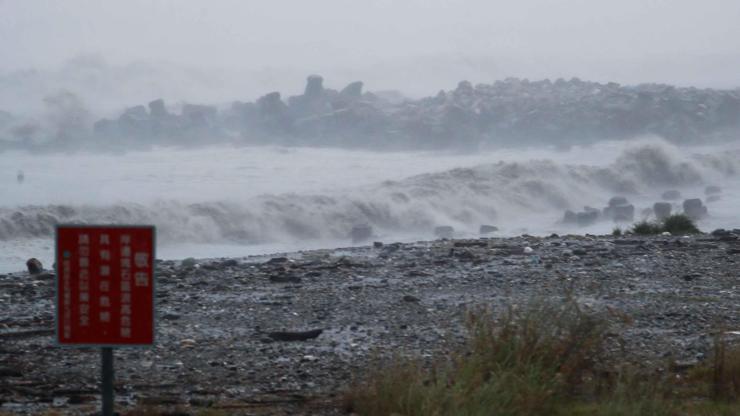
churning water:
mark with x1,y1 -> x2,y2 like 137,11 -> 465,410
0,136 -> 738,272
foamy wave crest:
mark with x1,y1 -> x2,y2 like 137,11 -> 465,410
1,141 -> 737,242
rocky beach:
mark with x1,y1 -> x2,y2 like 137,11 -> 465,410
2,229 -> 740,415
3,2 -> 740,415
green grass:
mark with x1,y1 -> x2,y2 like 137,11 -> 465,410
631,220 -> 664,235
631,214 -> 701,236
346,298 -> 607,416
685,332 -> 740,402
663,214 -> 701,235
345,299 -> 740,416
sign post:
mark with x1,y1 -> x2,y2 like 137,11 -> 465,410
55,225 -> 155,416
102,347 -> 114,416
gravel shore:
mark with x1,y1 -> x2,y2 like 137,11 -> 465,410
2,231 -> 740,415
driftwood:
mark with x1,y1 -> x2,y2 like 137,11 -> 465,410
267,329 -> 322,342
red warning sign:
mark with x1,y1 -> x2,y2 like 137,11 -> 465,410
56,225 -> 155,346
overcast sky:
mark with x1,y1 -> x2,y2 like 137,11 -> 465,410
1,0 -> 739,104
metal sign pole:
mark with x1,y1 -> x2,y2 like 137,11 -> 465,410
102,347 -> 114,416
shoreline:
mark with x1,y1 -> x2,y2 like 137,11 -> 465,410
1,231 -> 740,414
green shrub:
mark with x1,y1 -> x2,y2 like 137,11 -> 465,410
685,333 -> 740,402
631,221 -> 663,235
662,214 -> 700,235
347,301 -> 740,416
630,215 -> 701,236
346,298 -> 608,416
612,227 -> 622,237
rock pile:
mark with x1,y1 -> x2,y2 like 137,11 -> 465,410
8,76 -> 737,150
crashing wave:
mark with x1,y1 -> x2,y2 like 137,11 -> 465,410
1,141 -> 737,243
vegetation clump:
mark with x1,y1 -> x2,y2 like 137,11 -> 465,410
631,220 -> 664,235
631,214 -> 700,235
346,298 -> 740,416
662,214 -> 701,235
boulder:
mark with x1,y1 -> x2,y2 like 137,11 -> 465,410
563,210 -> 576,224
257,92 -> 288,115
26,258 -> 43,275
711,229 -> 731,237
683,198 -> 708,220
653,202 -> 672,221
220,259 -> 239,268
92,118 -> 115,136
576,210 -> 599,226
340,81 -> 364,98
269,274 -> 301,284
705,185 -> 722,195
121,105 -> 148,120
434,226 -> 455,239
479,225 -> 499,234
661,190 -> 682,200
608,196 -> 629,207
454,80 -> 474,98
350,224 -> 373,243
611,204 -> 635,222
267,329 -> 322,342
304,75 -> 325,99
256,92 -> 290,132
148,99 -> 169,118
602,207 -> 619,221
603,197 -> 633,221
563,209 -> 599,226
181,104 -> 217,126
181,257 -> 197,268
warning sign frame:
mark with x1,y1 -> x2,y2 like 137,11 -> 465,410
54,224 -> 156,348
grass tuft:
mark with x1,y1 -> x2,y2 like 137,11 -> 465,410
346,300 -> 740,416
631,221 -> 664,235
711,335 -> 740,401
631,214 -> 700,236
662,214 -> 701,235
346,298 -> 610,416
686,332 -> 740,402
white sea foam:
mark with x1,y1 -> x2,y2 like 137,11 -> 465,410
0,137 -> 738,272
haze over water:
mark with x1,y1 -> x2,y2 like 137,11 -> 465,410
1,138 -> 738,272
0,1 -> 738,272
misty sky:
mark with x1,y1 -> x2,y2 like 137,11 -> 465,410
1,0 -> 740,103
